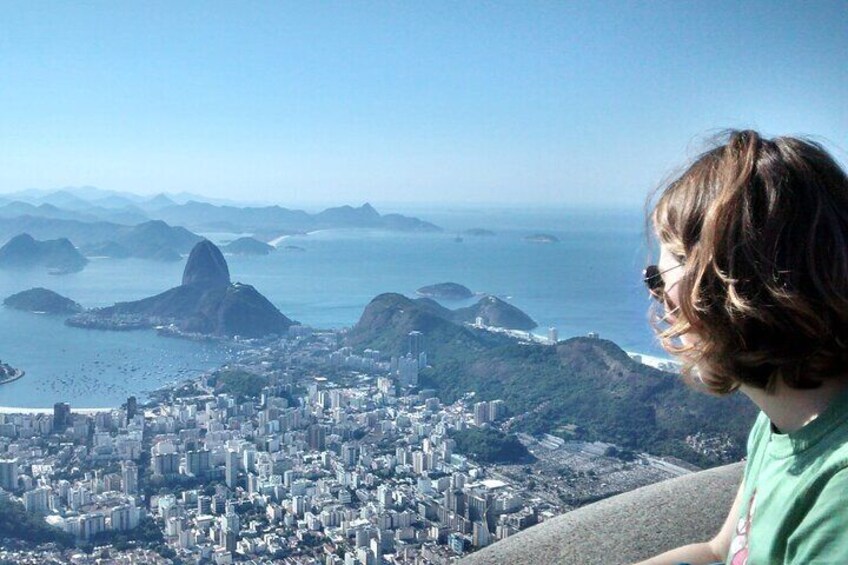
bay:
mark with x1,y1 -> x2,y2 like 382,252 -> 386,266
0,206 -> 662,408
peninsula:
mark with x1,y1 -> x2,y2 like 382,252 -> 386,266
67,240 -> 296,338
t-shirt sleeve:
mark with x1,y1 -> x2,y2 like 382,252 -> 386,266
786,468 -> 848,564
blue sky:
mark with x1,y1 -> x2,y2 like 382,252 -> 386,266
0,1 -> 845,207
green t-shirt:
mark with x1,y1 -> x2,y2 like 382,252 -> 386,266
726,389 -> 848,564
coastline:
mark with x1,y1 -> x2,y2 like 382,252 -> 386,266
0,405 -> 113,415
267,229 -> 340,247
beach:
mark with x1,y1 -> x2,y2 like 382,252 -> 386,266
0,405 -> 113,415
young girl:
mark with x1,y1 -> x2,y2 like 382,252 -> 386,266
639,130 -> 848,565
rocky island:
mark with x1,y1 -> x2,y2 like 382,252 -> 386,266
67,240 -> 296,338
222,237 -> 274,256
0,360 -> 24,385
524,233 -> 560,243
0,233 -> 88,273
4,288 -> 84,315
416,282 -> 474,300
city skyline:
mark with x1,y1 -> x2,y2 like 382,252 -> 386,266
0,2 -> 846,207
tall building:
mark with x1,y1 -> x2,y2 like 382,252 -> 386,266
53,402 -> 71,432
0,459 -> 18,491
213,494 -> 227,515
185,449 -> 211,477
225,449 -> 239,489
474,402 -> 490,426
308,424 -> 326,451
121,461 -> 138,495
370,538 -> 383,564
197,495 -> 212,515
446,489 -> 466,515
340,443 -> 358,468
408,331 -> 423,359
329,389 -> 345,409
78,512 -> 106,540
472,521 -> 492,547
376,484 -> 392,509
110,505 -> 138,531
292,495 -> 306,517
152,452 -> 180,476
242,448 -> 256,473
488,399 -> 506,422
24,486 -> 51,513
223,530 -> 237,553
126,396 -> 138,423
412,451 -> 428,474
222,508 -> 240,534
397,356 -> 419,388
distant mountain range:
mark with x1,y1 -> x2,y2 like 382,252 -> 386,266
346,293 -> 757,467
0,187 -> 441,264
1,186 -> 251,208
0,187 -> 441,235
0,218 -> 202,262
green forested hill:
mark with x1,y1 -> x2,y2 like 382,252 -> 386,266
347,293 -> 758,466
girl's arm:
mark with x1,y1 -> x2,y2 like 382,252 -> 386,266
635,479 -> 745,565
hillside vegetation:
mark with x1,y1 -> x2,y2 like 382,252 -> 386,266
451,428 -> 534,464
347,293 -> 757,466
0,499 -> 73,548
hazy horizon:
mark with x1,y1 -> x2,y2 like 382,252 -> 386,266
1,2 -> 845,207
0,184 -> 653,214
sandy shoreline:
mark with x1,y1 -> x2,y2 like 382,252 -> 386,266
0,406 -> 113,415
268,229 -> 335,247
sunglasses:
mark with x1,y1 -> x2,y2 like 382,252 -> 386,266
643,264 -> 683,302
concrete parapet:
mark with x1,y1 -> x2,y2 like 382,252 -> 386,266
461,461 -> 744,565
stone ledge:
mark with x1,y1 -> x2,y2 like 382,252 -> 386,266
460,461 -> 744,565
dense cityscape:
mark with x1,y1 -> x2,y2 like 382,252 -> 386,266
0,326 -> 692,564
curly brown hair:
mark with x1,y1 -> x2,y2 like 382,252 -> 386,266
650,130 -> 848,394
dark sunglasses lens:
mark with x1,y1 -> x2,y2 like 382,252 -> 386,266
643,265 -> 663,291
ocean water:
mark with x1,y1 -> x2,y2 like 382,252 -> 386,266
0,206 -> 661,408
